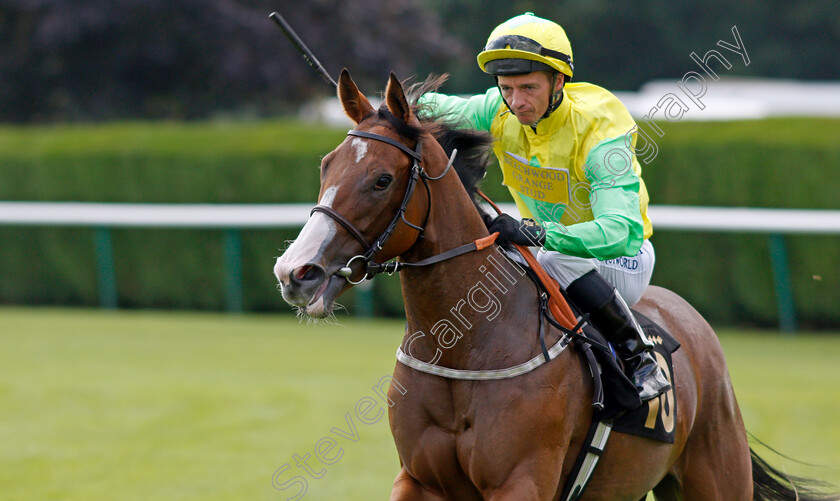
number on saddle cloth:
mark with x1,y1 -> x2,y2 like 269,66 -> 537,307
551,294 -> 680,442
558,312 -> 680,501
609,311 -> 681,443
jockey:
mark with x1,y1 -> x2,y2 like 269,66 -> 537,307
419,12 -> 670,401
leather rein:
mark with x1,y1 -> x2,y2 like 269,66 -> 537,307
310,128 -> 497,284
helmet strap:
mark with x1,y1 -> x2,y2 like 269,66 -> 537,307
541,73 -> 564,120
494,76 -> 514,119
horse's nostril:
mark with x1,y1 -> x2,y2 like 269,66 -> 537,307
295,265 -> 311,281
292,264 -> 326,284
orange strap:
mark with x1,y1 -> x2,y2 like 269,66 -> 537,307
475,232 -> 498,250
514,244 -> 580,332
477,190 -> 581,333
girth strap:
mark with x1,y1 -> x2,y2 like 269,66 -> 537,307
396,334 -> 571,380
560,419 -> 613,501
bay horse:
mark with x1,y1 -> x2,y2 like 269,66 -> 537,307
273,69 -> 838,500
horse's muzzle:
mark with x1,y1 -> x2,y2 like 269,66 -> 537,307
277,260 -> 325,300
275,260 -> 345,317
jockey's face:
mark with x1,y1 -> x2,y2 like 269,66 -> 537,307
497,71 -> 563,126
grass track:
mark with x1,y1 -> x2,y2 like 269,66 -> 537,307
1,307 -> 838,500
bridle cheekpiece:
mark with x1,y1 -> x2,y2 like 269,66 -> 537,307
310,126 -> 463,284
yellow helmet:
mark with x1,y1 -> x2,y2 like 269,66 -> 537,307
477,13 -> 574,79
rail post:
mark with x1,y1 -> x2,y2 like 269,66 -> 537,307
768,234 -> 797,332
93,227 -> 118,309
223,229 -> 244,313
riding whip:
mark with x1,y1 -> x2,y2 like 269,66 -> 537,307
269,12 -> 338,89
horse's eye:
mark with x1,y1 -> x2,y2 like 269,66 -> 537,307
373,174 -> 392,191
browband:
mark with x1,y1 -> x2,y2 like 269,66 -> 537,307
347,129 -> 421,161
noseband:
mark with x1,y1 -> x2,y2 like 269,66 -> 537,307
310,126 -> 490,284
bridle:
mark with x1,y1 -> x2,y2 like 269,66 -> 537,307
311,128 -> 429,284
311,121 -> 587,387
310,126 -> 496,284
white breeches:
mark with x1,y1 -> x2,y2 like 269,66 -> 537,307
536,239 -> 655,307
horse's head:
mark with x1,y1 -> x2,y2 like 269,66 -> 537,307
274,70 -> 452,318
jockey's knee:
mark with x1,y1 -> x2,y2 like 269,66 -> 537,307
536,250 -> 597,289
616,283 -> 645,307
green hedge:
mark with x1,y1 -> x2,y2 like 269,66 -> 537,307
0,121 -> 406,316
0,118 -> 837,327
641,119 -> 840,328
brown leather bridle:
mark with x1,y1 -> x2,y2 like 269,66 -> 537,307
310,127 -> 495,284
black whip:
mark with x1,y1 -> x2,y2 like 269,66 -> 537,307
269,12 -> 338,89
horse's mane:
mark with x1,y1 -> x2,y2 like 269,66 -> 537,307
374,75 -> 495,216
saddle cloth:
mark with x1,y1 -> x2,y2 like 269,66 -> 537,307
498,244 -> 680,443
589,310 -> 681,444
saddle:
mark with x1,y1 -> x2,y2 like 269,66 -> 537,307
504,243 -> 679,428
477,189 -> 679,499
501,243 -> 680,500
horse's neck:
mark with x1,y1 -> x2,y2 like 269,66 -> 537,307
398,176 -> 542,369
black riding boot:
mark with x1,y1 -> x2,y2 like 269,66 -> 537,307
566,270 -> 671,402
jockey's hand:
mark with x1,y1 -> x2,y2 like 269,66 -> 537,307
488,214 -> 546,247
480,211 -> 495,230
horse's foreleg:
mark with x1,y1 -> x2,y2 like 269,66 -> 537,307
484,483 -> 543,501
390,468 -> 448,501
481,463 -> 562,501
483,480 -> 541,501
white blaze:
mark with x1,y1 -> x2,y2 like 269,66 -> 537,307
351,137 -> 368,163
274,186 -> 339,283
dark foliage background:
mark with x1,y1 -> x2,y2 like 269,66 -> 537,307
1,0 -> 838,122
424,0 -> 840,92
0,0 -> 461,122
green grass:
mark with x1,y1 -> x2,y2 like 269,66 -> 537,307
1,307 -> 838,500
720,330 -> 840,485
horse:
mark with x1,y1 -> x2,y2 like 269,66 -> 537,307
273,69 -> 838,500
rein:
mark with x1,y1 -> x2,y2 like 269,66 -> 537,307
477,189 -> 581,332
312,124 -> 589,382
311,127 -> 494,284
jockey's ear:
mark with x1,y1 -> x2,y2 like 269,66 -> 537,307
385,72 -> 418,126
554,72 -> 565,92
338,68 -> 374,124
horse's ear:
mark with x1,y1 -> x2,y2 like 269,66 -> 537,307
385,72 -> 416,125
338,68 -> 374,124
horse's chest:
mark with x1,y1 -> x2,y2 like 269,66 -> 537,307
390,374 -> 565,491
391,397 -> 484,493
391,360 -> 587,500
